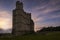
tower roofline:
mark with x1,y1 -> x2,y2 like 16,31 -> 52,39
16,1 -> 23,4
16,1 -> 23,10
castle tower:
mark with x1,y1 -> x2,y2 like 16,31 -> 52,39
16,1 -> 23,10
12,1 -> 34,35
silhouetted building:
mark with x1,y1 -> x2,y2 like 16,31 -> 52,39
12,1 -> 34,35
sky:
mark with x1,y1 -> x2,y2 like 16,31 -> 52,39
0,0 -> 60,33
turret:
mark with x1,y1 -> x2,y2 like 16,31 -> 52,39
16,1 -> 23,10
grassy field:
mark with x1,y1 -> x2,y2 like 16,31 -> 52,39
0,32 -> 60,40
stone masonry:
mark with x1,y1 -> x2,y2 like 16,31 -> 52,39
12,1 -> 34,35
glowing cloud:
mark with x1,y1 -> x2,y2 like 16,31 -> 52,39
0,11 -> 12,30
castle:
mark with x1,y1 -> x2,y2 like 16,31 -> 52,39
12,1 -> 34,35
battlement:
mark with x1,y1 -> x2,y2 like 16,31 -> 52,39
16,1 -> 23,10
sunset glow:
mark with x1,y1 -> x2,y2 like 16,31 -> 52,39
0,11 -> 12,31
0,18 -> 12,30
0,0 -> 60,33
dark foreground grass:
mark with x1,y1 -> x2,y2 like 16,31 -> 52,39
0,32 -> 60,40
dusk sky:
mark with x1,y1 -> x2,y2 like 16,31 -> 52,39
0,0 -> 60,33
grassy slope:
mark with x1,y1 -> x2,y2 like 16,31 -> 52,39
0,32 -> 60,40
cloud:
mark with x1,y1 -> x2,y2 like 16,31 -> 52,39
31,0 -> 60,21
0,11 -> 11,18
30,0 -> 60,31
0,10 -> 12,31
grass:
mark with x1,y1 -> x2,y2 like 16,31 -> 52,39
0,32 -> 60,40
